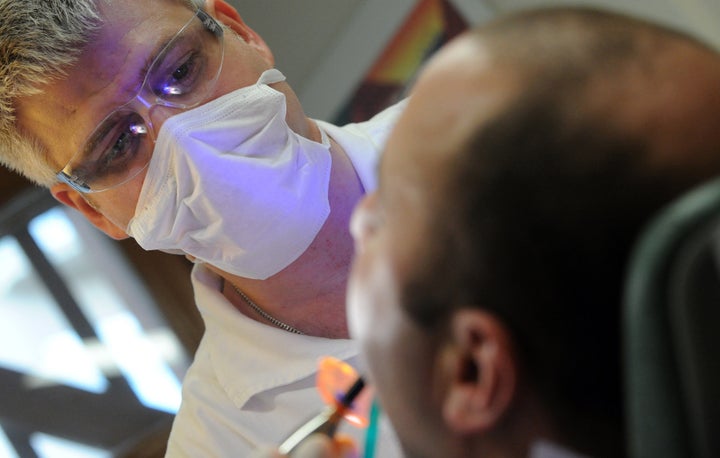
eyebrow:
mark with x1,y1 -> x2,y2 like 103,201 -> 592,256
81,38 -> 174,163
134,34 -> 176,94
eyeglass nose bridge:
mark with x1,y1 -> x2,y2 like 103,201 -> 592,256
131,92 -> 183,141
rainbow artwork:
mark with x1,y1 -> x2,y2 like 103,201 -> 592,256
336,0 -> 468,124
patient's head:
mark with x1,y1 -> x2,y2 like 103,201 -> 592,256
348,8 -> 720,458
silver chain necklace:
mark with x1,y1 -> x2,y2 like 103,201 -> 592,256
229,283 -> 305,335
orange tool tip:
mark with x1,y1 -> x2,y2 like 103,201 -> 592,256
316,356 -> 373,428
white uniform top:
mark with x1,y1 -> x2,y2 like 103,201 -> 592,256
165,101 -> 406,457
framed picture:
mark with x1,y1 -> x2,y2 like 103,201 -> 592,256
335,0 -> 469,124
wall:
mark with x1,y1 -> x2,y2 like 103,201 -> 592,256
226,0 -> 493,120
227,0 -> 720,122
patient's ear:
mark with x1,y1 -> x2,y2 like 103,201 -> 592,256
203,0 -> 274,66
441,308 -> 517,434
51,183 -> 128,240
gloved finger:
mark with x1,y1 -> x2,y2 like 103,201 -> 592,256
332,433 -> 358,458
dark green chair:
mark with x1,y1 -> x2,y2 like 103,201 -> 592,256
624,178 -> 720,458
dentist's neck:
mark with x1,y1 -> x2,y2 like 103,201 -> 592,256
214,135 -> 362,338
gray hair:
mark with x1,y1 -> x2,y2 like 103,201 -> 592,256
0,0 -> 198,187
0,0 -> 102,186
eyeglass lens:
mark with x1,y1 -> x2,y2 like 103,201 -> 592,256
58,9 -> 223,193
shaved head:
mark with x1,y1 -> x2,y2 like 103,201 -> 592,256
380,7 -> 720,456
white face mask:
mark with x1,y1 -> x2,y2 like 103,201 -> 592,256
126,69 -> 332,280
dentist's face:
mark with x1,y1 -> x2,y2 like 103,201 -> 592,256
16,0 -> 310,238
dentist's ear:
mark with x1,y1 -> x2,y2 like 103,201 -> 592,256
51,183 -> 129,240
441,308 -> 517,435
203,0 -> 275,67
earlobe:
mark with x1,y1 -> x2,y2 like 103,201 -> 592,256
204,0 -> 275,66
50,184 -> 128,240
441,309 -> 517,435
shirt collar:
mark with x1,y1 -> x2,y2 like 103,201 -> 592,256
191,265 -> 359,408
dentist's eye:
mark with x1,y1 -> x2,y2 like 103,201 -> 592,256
172,60 -> 191,82
153,50 -> 205,99
78,111 -> 148,184
94,117 -> 147,178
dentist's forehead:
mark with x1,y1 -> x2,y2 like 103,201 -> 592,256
88,2 -> 192,92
